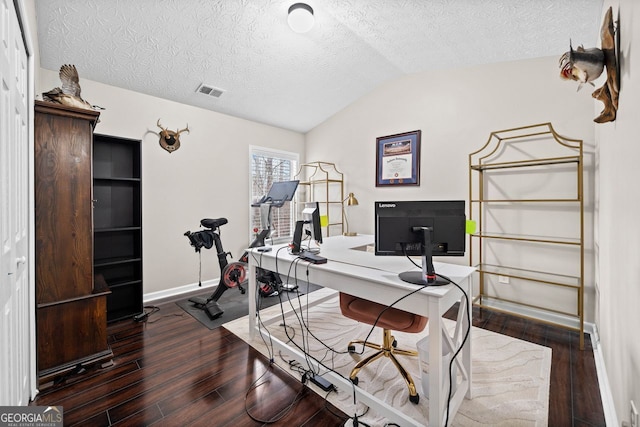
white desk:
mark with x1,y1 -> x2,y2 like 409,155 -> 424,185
247,235 -> 475,427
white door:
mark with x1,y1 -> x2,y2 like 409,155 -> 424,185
1,0 -> 32,406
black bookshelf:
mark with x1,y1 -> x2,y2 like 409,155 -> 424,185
93,134 -> 143,322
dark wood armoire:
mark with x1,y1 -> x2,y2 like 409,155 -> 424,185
34,100 -> 113,386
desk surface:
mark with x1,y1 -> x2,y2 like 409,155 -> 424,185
258,234 -> 475,301
317,234 -> 473,276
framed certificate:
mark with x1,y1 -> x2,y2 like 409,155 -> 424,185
375,130 -> 421,187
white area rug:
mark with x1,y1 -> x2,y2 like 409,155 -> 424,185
224,289 -> 551,426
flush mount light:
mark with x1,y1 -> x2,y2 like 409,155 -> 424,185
287,3 -> 314,33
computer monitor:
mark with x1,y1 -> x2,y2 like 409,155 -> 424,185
291,201 -> 323,254
303,201 -> 323,244
375,200 -> 466,285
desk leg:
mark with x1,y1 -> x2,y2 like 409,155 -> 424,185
428,297 -> 444,427
248,262 -> 257,340
463,277 -> 473,400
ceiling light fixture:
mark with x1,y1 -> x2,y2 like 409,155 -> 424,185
287,3 -> 314,33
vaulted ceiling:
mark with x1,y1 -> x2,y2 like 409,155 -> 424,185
35,0 -> 603,133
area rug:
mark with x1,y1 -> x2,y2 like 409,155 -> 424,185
223,289 -> 551,426
176,281 -> 322,329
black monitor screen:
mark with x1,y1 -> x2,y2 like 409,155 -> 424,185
375,200 -> 465,257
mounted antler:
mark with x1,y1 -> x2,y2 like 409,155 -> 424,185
157,118 -> 168,134
156,119 -> 189,153
175,124 -> 190,136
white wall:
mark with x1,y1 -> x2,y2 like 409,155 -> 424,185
307,55 -> 597,321
596,1 -> 640,424
37,69 -> 305,296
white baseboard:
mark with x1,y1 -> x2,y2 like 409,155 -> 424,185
588,322 -> 619,427
143,279 -> 217,304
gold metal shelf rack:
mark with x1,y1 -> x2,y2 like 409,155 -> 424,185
468,123 -> 585,349
294,162 -> 345,237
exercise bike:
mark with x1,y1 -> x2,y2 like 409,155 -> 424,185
184,218 -> 286,320
184,218 -> 247,320
184,180 -> 299,320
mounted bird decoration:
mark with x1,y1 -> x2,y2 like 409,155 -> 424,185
42,64 -> 103,112
559,42 -> 604,90
559,6 -> 618,123
156,119 -> 189,153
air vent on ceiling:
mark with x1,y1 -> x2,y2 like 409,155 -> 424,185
196,83 -> 225,98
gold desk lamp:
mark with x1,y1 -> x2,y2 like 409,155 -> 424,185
343,192 -> 359,236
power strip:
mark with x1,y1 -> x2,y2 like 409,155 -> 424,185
309,374 -> 334,391
300,251 -> 327,264
133,312 -> 149,322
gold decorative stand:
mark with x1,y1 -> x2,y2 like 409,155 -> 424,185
294,162 -> 345,237
468,123 -> 585,349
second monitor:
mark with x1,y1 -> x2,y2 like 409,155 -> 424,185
291,201 -> 323,254
375,200 -> 466,285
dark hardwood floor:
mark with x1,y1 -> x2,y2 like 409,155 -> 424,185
30,299 -> 605,426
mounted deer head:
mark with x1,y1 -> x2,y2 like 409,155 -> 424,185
156,119 -> 189,153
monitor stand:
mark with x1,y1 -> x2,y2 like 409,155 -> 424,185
399,226 -> 450,286
290,220 -> 305,255
282,220 -> 305,291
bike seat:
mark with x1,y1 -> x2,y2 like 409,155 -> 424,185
201,218 -> 228,229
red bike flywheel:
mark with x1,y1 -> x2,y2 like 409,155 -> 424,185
222,262 -> 247,288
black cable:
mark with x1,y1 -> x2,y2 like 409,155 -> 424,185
354,254 -> 471,427
262,252 -> 352,397
277,260 -> 329,375
250,251 -> 352,423
273,258 -> 429,427
133,305 -> 161,323
269,246 -> 428,421
351,280 -> 429,357
198,250 -> 202,286
243,251 -> 312,424
256,284 -> 276,363
320,388 -> 352,424
260,243 -> 470,426
146,311 -> 185,324
283,261 -> 351,371
243,363 -> 308,424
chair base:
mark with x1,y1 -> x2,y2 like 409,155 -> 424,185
348,329 -> 420,403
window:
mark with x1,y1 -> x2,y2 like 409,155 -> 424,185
249,146 -> 299,243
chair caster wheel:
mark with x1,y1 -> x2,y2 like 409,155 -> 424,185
348,345 -> 356,353
409,393 -> 420,404
350,376 -> 359,386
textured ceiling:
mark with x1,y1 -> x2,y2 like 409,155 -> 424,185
35,0 -> 603,133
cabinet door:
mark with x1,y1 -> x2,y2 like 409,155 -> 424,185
36,297 -> 109,372
35,111 -> 94,303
